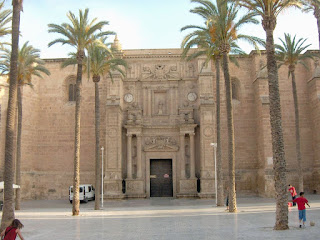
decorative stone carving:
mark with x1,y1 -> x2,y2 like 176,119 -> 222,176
142,64 -> 179,80
144,136 -> 179,151
179,102 -> 194,123
107,128 -> 117,137
106,172 -> 121,180
106,183 -> 120,192
187,92 -> 197,102
126,180 -> 144,194
203,126 -> 214,137
179,179 -> 197,193
127,103 -> 143,125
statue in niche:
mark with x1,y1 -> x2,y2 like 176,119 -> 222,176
133,145 -> 137,158
158,101 -> 164,115
188,64 -> 195,77
185,144 -> 190,158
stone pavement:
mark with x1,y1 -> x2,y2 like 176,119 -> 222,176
2,195 -> 320,240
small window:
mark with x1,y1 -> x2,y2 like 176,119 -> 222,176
68,84 -> 76,101
88,186 -> 91,192
232,82 -> 237,100
231,79 -> 240,101
79,187 -> 83,193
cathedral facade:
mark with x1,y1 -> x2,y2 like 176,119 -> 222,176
0,40 -> 320,200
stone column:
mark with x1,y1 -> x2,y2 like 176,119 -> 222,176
148,89 -> 152,116
137,134 -> 142,178
180,133 -> 186,179
143,87 -> 147,116
127,134 -> 132,179
175,86 -> 178,114
189,133 -> 195,179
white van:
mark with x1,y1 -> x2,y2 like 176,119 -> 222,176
69,184 -> 95,203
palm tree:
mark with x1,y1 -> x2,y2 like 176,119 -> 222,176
181,25 -> 224,206
89,41 -> 126,210
0,1 -> 11,46
0,0 -> 22,232
275,33 -> 315,193
239,0 -> 301,230
301,0 -> 320,48
48,8 -> 111,216
61,38 -> 126,210
187,0 -> 263,212
0,41 -> 50,211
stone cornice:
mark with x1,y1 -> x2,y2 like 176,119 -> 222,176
0,82 -> 8,87
43,58 -> 67,63
124,54 -> 181,59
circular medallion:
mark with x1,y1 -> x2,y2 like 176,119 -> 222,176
124,93 -> 133,103
187,92 -> 197,102
203,126 -> 214,137
108,128 -> 117,137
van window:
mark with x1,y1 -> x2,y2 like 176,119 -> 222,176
88,186 -> 91,192
70,187 -> 83,193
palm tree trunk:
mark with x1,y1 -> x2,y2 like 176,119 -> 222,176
291,70 -> 303,192
222,51 -> 237,212
264,26 -> 288,230
15,85 -> 22,210
215,57 -> 224,206
0,0 -> 21,232
94,81 -> 101,210
72,50 -> 84,216
314,6 -> 320,49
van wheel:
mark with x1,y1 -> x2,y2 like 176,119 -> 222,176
69,200 -> 72,204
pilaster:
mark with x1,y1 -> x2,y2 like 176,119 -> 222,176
307,67 -> 320,193
253,63 -> 274,197
197,63 -> 215,198
104,74 -> 125,199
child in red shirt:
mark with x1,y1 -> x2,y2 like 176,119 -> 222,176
288,184 -> 297,206
0,219 -> 24,240
292,192 -> 310,228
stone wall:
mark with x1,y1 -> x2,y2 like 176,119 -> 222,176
0,49 -> 318,200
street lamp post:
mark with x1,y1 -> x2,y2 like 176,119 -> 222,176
210,143 -> 217,206
101,146 -> 104,208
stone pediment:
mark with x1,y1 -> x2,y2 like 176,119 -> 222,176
143,136 -> 179,152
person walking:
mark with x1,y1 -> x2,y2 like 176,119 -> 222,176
0,219 -> 25,240
288,184 -> 297,206
292,192 -> 310,228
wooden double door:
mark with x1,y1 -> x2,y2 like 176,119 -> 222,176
150,159 -> 173,197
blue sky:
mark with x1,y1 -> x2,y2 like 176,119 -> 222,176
3,0 -> 319,58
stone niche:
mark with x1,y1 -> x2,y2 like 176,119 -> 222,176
152,90 -> 168,115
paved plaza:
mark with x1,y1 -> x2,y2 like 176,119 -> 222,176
2,196 -> 320,240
